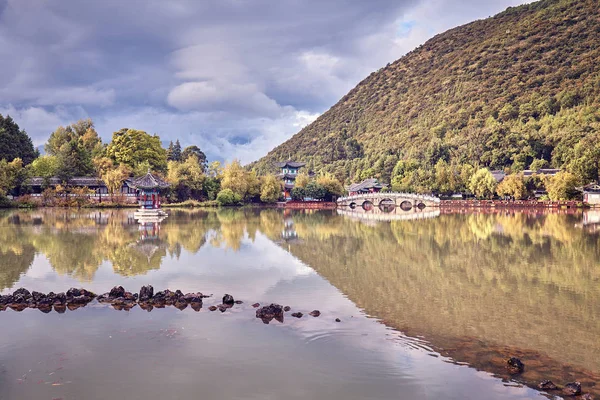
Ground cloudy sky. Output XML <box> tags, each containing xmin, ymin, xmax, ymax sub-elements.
<box><xmin>0</xmin><ymin>0</ymin><xmax>529</xmax><ymax>163</ymax></box>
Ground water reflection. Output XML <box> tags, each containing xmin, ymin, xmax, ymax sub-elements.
<box><xmin>1</xmin><ymin>208</ymin><xmax>599</xmax><ymax>396</ymax></box>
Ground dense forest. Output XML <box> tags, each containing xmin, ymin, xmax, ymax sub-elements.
<box><xmin>252</xmin><ymin>0</ymin><xmax>600</xmax><ymax>193</ymax></box>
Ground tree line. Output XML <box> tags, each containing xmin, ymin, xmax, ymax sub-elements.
<box><xmin>0</xmin><ymin>114</ymin><xmax>346</xmax><ymax>206</ymax></box>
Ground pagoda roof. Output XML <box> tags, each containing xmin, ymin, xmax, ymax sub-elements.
<box><xmin>348</xmin><ymin>178</ymin><xmax>386</xmax><ymax>192</ymax></box>
<box><xmin>277</xmin><ymin>173</ymin><xmax>299</xmax><ymax>179</ymax></box>
<box><xmin>131</xmin><ymin>171</ymin><xmax>170</xmax><ymax>189</ymax></box>
<box><xmin>274</xmin><ymin>161</ymin><xmax>305</xmax><ymax>168</ymax></box>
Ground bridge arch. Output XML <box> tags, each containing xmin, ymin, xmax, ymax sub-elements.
<box><xmin>399</xmin><ymin>201</ymin><xmax>413</xmax><ymax>211</ymax></box>
<box><xmin>378</xmin><ymin>198</ymin><xmax>395</xmax><ymax>213</ymax></box>
<box><xmin>362</xmin><ymin>201</ymin><xmax>374</xmax><ymax>211</ymax></box>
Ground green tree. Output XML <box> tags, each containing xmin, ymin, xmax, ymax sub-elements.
<box><xmin>496</xmin><ymin>174</ymin><xmax>527</xmax><ymax>199</ymax></box>
<box><xmin>304</xmin><ymin>181</ymin><xmax>327</xmax><ymax>200</ymax></box>
<box><xmin>316</xmin><ymin>174</ymin><xmax>344</xmax><ymax>200</ymax></box>
<box><xmin>181</xmin><ymin>145</ymin><xmax>207</xmax><ymax>170</ymax></box>
<box><xmin>29</xmin><ymin>155</ymin><xmax>60</xmax><ymax>181</ymax></box>
<box><xmin>166</xmin><ymin>141</ymin><xmax>174</xmax><ymax>161</ymax></box>
<box><xmin>216</xmin><ymin>188</ymin><xmax>242</xmax><ymax>206</ymax></box>
<box><xmin>105</xmin><ymin>128</ymin><xmax>167</xmax><ymax>172</ymax></box>
<box><xmin>0</xmin><ymin>115</ymin><xmax>38</xmax><ymax>165</ymax></box>
<box><xmin>291</xmin><ymin>187</ymin><xmax>306</xmax><ymax>201</ymax></box>
<box><xmin>172</xmin><ymin>140</ymin><xmax>182</xmax><ymax>162</ymax></box>
<box><xmin>56</xmin><ymin>140</ymin><xmax>94</xmax><ymax>180</ymax></box>
<box><xmin>469</xmin><ymin>168</ymin><xmax>497</xmax><ymax>199</ymax></box>
<box><xmin>529</xmin><ymin>158</ymin><xmax>549</xmax><ymax>171</ymax></box>
<box><xmin>0</xmin><ymin>158</ymin><xmax>25</xmax><ymax>196</ymax></box>
<box><xmin>546</xmin><ymin>171</ymin><xmax>580</xmax><ymax>201</ymax></box>
<box><xmin>260</xmin><ymin>174</ymin><xmax>281</xmax><ymax>203</ymax></box>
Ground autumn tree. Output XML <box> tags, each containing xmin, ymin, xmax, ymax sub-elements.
<box><xmin>29</xmin><ymin>155</ymin><xmax>60</xmax><ymax>184</ymax></box>
<box><xmin>295</xmin><ymin>173</ymin><xmax>310</xmax><ymax>189</ymax></box>
<box><xmin>316</xmin><ymin>174</ymin><xmax>344</xmax><ymax>200</ymax></box>
<box><xmin>545</xmin><ymin>171</ymin><xmax>580</xmax><ymax>200</ymax></box>
<box><xmin>221</xmin><ymin>160</ymin><xmax>249</xmax><ymax>200</ymax></box>
<box><xmin>260</xmin><ymin>174</ymin><xmax>281</xmax><ymax>203</ymax></box>
<box><xmin>496</xmin><ymin>174</ymin><xmax>527</xmax><ymax>199</ymax></box>
<box><xmin>469</xmin><ymin>168</ymin><xmax>497</xmax><ymax>199</ymax></box>
<box><xmin>102</xmin><ymin>164</ymin><xmax>133</xmax><ymax>201</ymax></box>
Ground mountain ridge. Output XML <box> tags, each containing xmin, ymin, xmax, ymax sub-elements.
<box><xmin>252</xmin><ymin>0</ymin><xmax>600</xmax><ymax>190</ymax></box>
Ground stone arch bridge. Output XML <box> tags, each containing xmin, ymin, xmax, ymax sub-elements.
<box><xmin>337</xmin><ymin>192</ymin><xmax>440</xmax><ymax>211</ymax></box>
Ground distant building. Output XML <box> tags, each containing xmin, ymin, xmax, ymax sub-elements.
<box><xmin>347</xmin><ymin>178</ymin><xmax>386</xmax><ymax>196</ymax></box>
<box><xmin>490</xmin><ymin>170</ymin><xmax>506</xmax><ymax>183</ymax></box>
<box><xmin>582</xmin><ymin>183</ymin><xmax>600</xmax><ymax>205</ymax></box>
<box><xmin>491</xmin><ymin>168</ymin><xmax>560</xmax><ymax>183</ymax></box>
<box><xmin>275</xmin><ymin>161</ymin><xmax>306</xmax><ymax>200</ymax></box>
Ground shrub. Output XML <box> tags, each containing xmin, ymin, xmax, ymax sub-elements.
<box><xmin>216</xmin><ymin>189</ymin><xmax>242</xmax><ymax>206</ymax></box>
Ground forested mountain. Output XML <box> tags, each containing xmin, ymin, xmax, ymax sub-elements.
<box><xmin>253</xmin><ymin>0</ymin><xmax>600</xmax><ymax>189</ymax></box>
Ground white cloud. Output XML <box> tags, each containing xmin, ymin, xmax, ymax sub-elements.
<box><xmin>0</xmin><ymin>0</ymin><xmax>531</xmax><ymax>162</ymax></box>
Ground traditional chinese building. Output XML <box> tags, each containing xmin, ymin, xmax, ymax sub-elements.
<box><xmin>130</xmin><ymin>171</ymin><xmax>170</xmax><ymax>216</ymax></box>
<box><xmin>347</xmin><ymin>178</ymin><xmax>386</xmax><ymax>196</ymax></box>
<box><xmin>275</xmin><ymin>161</ymin><xmax>306</xmax><ymax>200</ymax></box>
<box><xmin>582</xmin><ymin>183</ymin><xmax>600</xmax><ymax>206</ymax></box>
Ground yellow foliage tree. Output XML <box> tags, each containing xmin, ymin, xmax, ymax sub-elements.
<box><xmin>496</xmin><ymin>174</ymin><xmax>527</xmax><ymax>199</ymax></box>
<box><xmin>260</xmin><ymin>174</ymin><xmax>281</xmax><ymax>203</ymax></box>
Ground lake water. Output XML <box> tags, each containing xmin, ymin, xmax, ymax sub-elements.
<box><xmin>0</xmin><ymin>207</ymin><xmax>598</xmax><ymax>399</ymax></box>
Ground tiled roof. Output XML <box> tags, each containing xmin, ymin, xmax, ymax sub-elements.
<box><xmin>348</xmin><ymin>178</ymin><xmax>385</xmax><ymax>192</ymax></box>
<box><xmin>274</xmin><ymin>161</ymin><xmax>306</xmax><ymax>168</ymax></box>
<box><xmin>490</xmin><ymin>170</ymin><xmax>506</xmax><ymax>183</ymax></box>
<box><xmin>130</xmin><ymin>172</ymin><xmax>170</xmax><ymax>189</ymax></box>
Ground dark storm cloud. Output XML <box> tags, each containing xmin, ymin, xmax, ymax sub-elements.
<box><xmin>0</xmin><ymin>0</ymin><xmax>529</xmax><ymax>162</ymax></box>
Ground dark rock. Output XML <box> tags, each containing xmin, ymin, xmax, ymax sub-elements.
<box><xmin>309</xmin><ymin>310</ymin><xmax>321</xmax><ymax>317</ymax></box>
<box><xmin>283</xmin><ymin>306</ymin><xmax>291</xmax><ymax>312</ymax></box>
<box><xmin>123</xmin><ymin>292</ymin><xmax>136</xmax><ymax>301</ymax></box>
<box><xmin>38</xmin><ymin>305</ymin><xmax>52</xmax><ymax>314</ymax></box>
<box><xmin>139</xmin><ymin>303</ymin><xmax>154</xmax><ymax>312</ymax></box>
<box><xmin>66</xmin><ymin>288</ymin><xmax>81</xmax><ymax>298</ymax></box>
<box><xmin>183</xmin><ymin>292</ymin><xmax>203</xmax><ymax>303</ymax></box>
<box><xmin>335</xmin><ymin>318</ymin><xmax>341</xmax><ymax>322</ymax></box>
<box><xmin>190</xmin><ymin>302</ymin><xmax>202</xmax><ymax>312</ymax></box>
<box><xmin>208</xmin><ymin>306</ymin><xmax>218</xmax><ymax>311</ymax></box>
<box><xmin>0</xmin><ymin>294</ymin><xmax>10</xmax><ymax>305</ymax></box>
<box><xmin>38</xmin><ymin>296</ymin><xmax>54</xmax><ymax>307</ymax></box>
<box><xmin>538</xmin><ymin>380</ymin><xmax>558</xmax><ymax>391</ymax></box>
<box><xmin>222</xmin><ymin>294</ymin><xmax>234</xmax><ymax>305</ymax></box>
<box><xmin>54</xmin><ymin>305</ymin><xmax>66</xmax><ymax>314</ymax></box>
<box><xmin>218</xmin><ymin>305</ymin><xmax>229</xmax><ymax>313</ymax></box>
<box><xmin>175</xmin><ymin>290</ymin><xmax>185</xmax><ymax>299</ymax></box>
<box><xmin>109</xmin><ymin>286</ymin><xmax>126</xmax><ymax>298</ymax></box>
<box><xmin>54</xmin><ymin>293</ymin><xmax>66</xmax><ymax>305</ymax></box>
<box><xmin>562</xmin><ymin>382</ymin><xmax>581</xmax><ymax>396</ymax></box>
<box><xmin>139</xmin><ymin>285</ymin><xmax>154</xmax><ymax>302</ymax></box>
<box><xmin>252</xmin><ymin>303</ymin><xmax>260</xmax><ymax>308</ymax></box>
<box><xmin>31</xmin><ymin>291</ymin><xmax>45</xmax><ymax>302</ymax></box>
<box><xmin>256</xmin><ymin>304</ymin><xmax>284</xmax><ymax>324</ymax></box>
<box><xmin>174</xmin><ymin>301</ymin><xmax>188</xmax><ymax>311</ymax></box>
<box><xmin>13</xmin><ymin>288</ymin><xmax>31</xmax><ymax>298</ymax></box>
<box><xmin>8</xmin><ymin>303</ymin><xmax>27</xmax><ymax>311</ymax></box>
<box><xmin>70</xmin><ymin>295</ymin><xmax>92</xmax><ymax>305</ymax></box>
<box><xmin>12</xmin><ymin>294</ymin><xmax>27</xmax><ymax>304</ymax></box>
<box><xmin>291</xmin><ymin>312</ymin><xmax>303</xmax><ymax>318</ymax></box>
<box><xmin>506</xmin><ymin>357</ymin><xmax>524</xmax><ymax>374</ymax></box>
<box><xmin>234</xmin><ymin>300</ymin><xmax>243</xmax><ymax>304</ymax></box>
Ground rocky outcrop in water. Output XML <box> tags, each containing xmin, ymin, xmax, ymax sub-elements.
<box><xmin>563</xmin><ymin>382</ymin><xmax>582</xmax><ymax>396</ymax></box>
<box><xmin>256</xmin><ymin>303</ymin><xmax>284</xmax><ymax>324</ymax></box>
<box><xmin>0</xmin><ymin>287</ymin><xmax>96</xmax><ymax>311</ymax></box>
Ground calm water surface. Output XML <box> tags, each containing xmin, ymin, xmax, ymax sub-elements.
<box><xmin>1</xmin><ymin>207</ymin><xmax>599</xmax><ymax>399</ymax></box>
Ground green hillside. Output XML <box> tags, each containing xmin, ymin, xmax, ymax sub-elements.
<box><xmin>253</xmin><ymin>0</ymin><xmax>600</xmax><ymax>190</ymax></box>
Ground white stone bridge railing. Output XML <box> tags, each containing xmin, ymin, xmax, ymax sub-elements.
<box><xmin>337</xmin><ymin>192</ymin><xmax>441</xmax><ymax>208</ymax></box>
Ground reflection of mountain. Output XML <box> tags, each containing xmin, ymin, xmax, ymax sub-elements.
<box><xmin>281</xmin><ymin>212</ymin><xmax>600</xmax><ymax>390</ymax></box>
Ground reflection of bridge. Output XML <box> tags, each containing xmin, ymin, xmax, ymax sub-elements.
<box><xmin>337</xmin><ymin>208</ymin><xmax>440</xmax><ymax>222</ymax></box>
<box><xmin>337</xmin><ymin>192</ymin><xmax>440</xmax><ymax>211</ymax></box>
